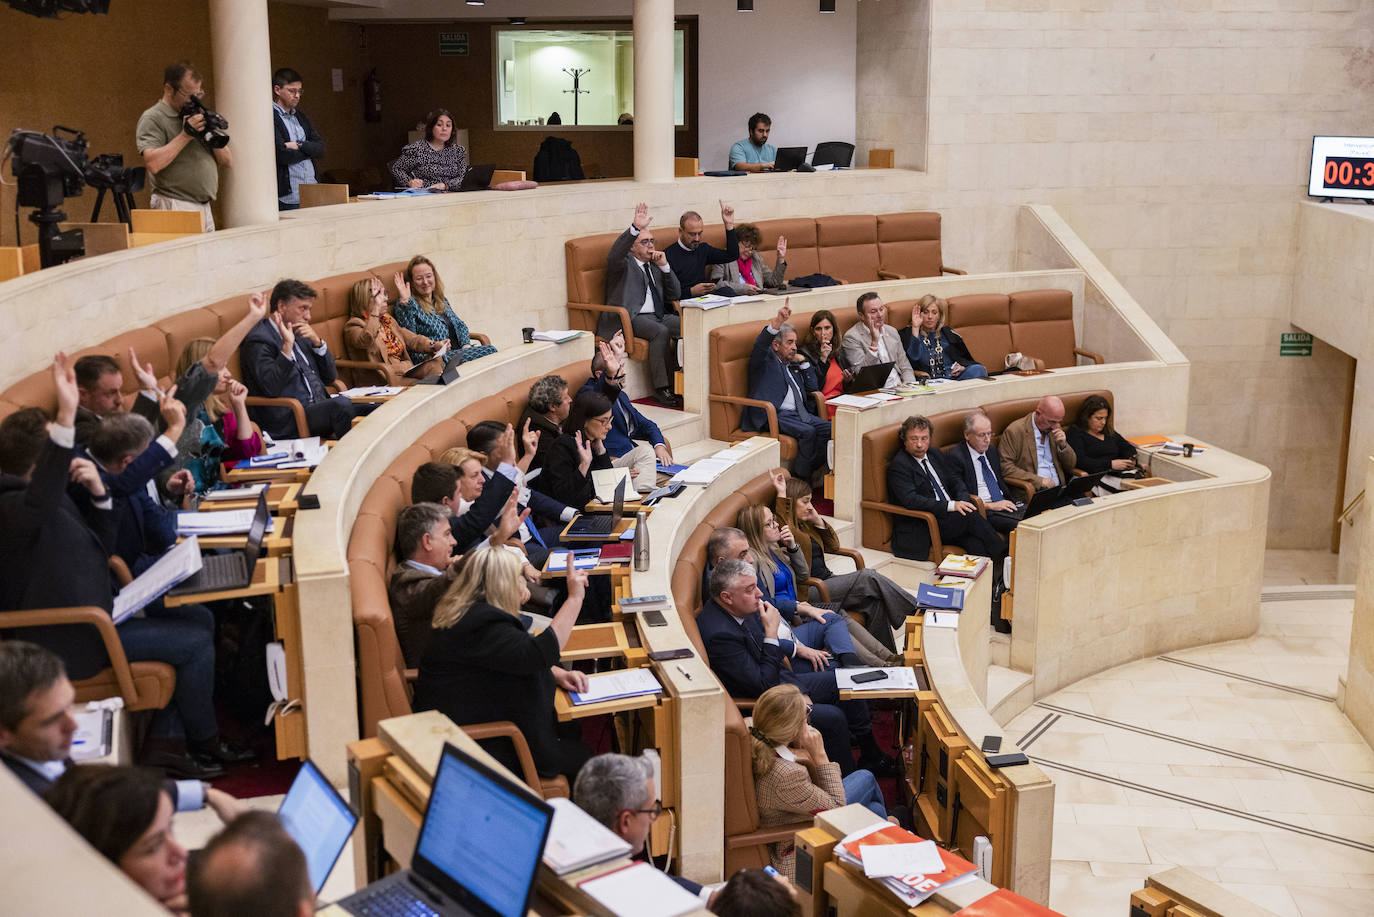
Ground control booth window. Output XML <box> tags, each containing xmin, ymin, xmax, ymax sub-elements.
<box><xmin>495</xmin><ymin>27</ymin><xmax>686</xmax><ymax>128</ymax></box>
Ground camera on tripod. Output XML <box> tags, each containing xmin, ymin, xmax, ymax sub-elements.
<box><xmin>180</xmin><ymin>95</ymin><xmax>230</xmax><ymax>149</ymax></box>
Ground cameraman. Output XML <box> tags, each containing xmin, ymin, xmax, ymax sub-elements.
<box><xmin>136</xmin><ymin>61</ymin><xmax>232</xmax><ymax>232</ymax></box>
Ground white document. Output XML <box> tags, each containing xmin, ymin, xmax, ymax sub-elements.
<box><xmin>867</xmin><ymin>391</ymin><xmax>904</xmax><ymax>402</ymax></box>
<box><xmin>177</xmin><ymin>509</ymin><xmax>267</xmax><ymax>535</ymax></box>
<box><xmin>201</xmin><ymin>483</ymin><xmax>269</xmax><ymax>502</ymax></box>
<box><xmin>570</xmin><ymin>668</ymin><xmax>663</xmax><ymax>705</ymax></box>
<box><xmin>69</xmin><ymin>708</ymin><xmax>112</xmax><ymax>761</ymax></box>
<box><xmin>273</xmin><ymin>436</ymin><xmax>328</xmax><ymax>464</ymax></box>
<box><xmin>671</xmin><ymin>458</ymin><xmax>734</xmax><ymax>485</ymax></box>
<box><xmin>835</xmin><ymin>667</ymin><xmax>920</xmax><ymax>691</ymax></box>
<box><xmin>340</xmin><ymin>385</ymin><xmax>403</xmax><ymax>398</ymax></box>
<box><xmin>827</xmin><ymin>394</ymin><xmax>881</xmax><ymax>409</ymax></box>
<box><xmin>727</xmin><ymin>295</ymin><xmax>765</xmax><ymax>303</ymax></box>
<box><xmin>533</xmin><ymin>329</ymin><xmax>584</xmax><ymax>343</ymax></box>
<box><xmin>578</xmin><ymin>862</ymin><xmax>703</xmax><ymax>917</ymax></box>
<box><xmin>923</xmin><ymin>610</ymin><xmax>960</xmax><ymax>629</ymax></box>
<box><xmin>679</xmin><ymin>294</ymin><xmax>732</xmax><ymax>309</ymax></box>
<box><xmin>862</xmin><ymin>840</ymin><xmax>946</xmax><ymax>878</ymax></box>
<box><xmin>544</xmin><ymin>797</ymin><xmax>634</xmax><ymax>875</ymax></box>
<box><xmin>592</xmin><ymin>467</ymin><xmax>635</xmax><ymax>502</ymax></box>
<box><xmin>712</xmin><ymin>445</ymin><xmax>753</xmax><ymax>460</ymax></box>
<box><xmin>112</xmin><ymin>536</ymin><xmax>203</xmax><ymax>624</ymax></box>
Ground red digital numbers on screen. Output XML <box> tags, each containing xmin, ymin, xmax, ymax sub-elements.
<box><xmin>1323</xmin><ymin>156</ymin><xmax>1374</xmax><ymax>190</ymax></box>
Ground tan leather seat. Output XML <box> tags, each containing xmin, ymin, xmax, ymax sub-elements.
<box><xmin>708</xmin><ymin>323</ymin><xmax>799</xmax><ymax>460</ymax></box>
<box><xmin>755</xmin><ymin>218</ymin><xmax>821</xmax><ymax>280</ymax></box>
<box><xmin>816</xmin><ymin>215</ymin><xmax>881</xmax><ymax>284</ymax></box>
<box><xmin>1008</xmin><ymin>289</ymin><xmax>1103</xmax><ymax>368</ymax></box>
<box><xmin>946</xmin><ymin>293</ymin><xmax>1013</xmax><ymax>371</ymax></box>
<box><xmin>876</xmin><ymin>211</ymin><xmax>963</xmax><ymax>278</ymax></box>
<box><xmin>859</xmin><ymin>410</ymin><xmax>977</xmax><ymax>557</ymax></box>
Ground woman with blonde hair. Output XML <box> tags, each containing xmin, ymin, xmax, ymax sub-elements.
<box><xmin>169</xmin><ymin>336</ymin><xmax>264</xmax><ymax>494</ymax></box>
<box><xmin>412</xmin><ymin>547</ymin><xmax>592</xmax><ymax>779</ymax></box>
<box><xmin>749</xmin><ymin>685</ymin><xmax>887</xmax><ymax>879</ymax></box>
<box><xmin>343</xmin><ymin>275</ymin><xmax>448</xmax><ymax>384</ymax></box>
<box><xmin>899</xmin><ymin>294</ymin><xmax>986</xmax><ymax>381</ymax></box>
<box><xmin>736</xmin><ymin>504</ymin><xmax>891</xmax><ymax>668</ymax></box>
<box><xmin>391</xmin><ymin>255</ymin><xmax>497</xmax><ymax>367</ymax></box>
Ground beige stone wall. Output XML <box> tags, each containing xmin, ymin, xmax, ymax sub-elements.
<box><xmin>857</xmin><ymin>0</ymin><xmax>1373</xmax><ymax>551</ymax></box>
<box><xmin>1344</xmin><ymin>458</ymin><xmax>1374</xmax><ymax>748</ymax></box>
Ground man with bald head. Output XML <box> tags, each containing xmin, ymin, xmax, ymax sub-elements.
<box><xmin>665</xmin><ymin>199</ymin><xmax>739</xmax><ymax>298</ymax></box>
<box><xmin>745</xmin><ymin>301</ymin><xmax>830</xmax><ymax>481</ymax></box>
<box><xmin>188</xmin><ymin>811</ymin><xmax>314</xmax><ymax>917</ymax></box>
<box><xmin>997</xmin><ymin>395</ymin><xmax>1077</xmax><ymax>492</ymax></box>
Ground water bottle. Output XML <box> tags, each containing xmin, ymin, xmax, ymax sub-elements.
<box><xmin>633</xmin><ymin>511</ymin><xmax>650</xmax><ymax>571</ymax></box>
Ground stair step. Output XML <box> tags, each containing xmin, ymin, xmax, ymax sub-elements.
<box><xmin>986</xmin><ymin>663</ymin><xmax>1033</xmax><ymax>726</ymax></box>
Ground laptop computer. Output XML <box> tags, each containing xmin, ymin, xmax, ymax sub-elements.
<box><xmin>1020</xmin><ymin>470</ymin><xmax>1110</xmax><ymax>520</ymax></box>
<box><xmin>457</xmin><ymin>163</ymin><xmax>497</xmax><ymax>192</ymax></box>
<box><xmin>336</xmin><ymin>742</ymin><xmax>553</xmax><ymax>917</ymax></box>
<box><xmin>843</xmin><ymin>360</ymin><xmax>896</xmax><ymax>394</ymax></box>
<box><xmin>772</xmin><ymin>146</ymin><xmax>808</xmax><ymax>172</ymax></box>
<box><xmin>277</xmin><ymin>759</ymin><xmax>358</xmax><ymax>895</ymax></box>
<box><xmin>166</xmin><ymin>492</ymin><xmax>269</xmax><ymax>596</ymax></box>
<box><xmin>563</xmin><ymin>476</ymin><xmax>627</xmax><ymax>539</ymax></box>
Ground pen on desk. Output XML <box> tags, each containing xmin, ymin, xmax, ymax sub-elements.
<box><xmin>676</xmin><ymin>664</ymin><xmax>692</xmax><ymax>681</ymax></box>
<box><xmin>930</xmin><ymin>612</ymin><xmax>938</xmax><ymax>625</ymax></box>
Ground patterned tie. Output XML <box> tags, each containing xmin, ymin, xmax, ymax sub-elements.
<box><xmin>923</xmin><ymin>458</ymin><xmax>948</xmax><ymax>501</ymax></box>
<box><xmin>292</xmin><ymin>341</ymin><xmax>324</xmax><ymax>404</ymax></box>
<box><xmin>979</xmin><ymin>453</ymin><xmax>1004</xmax><ymax>502</ymax></box>
<box><xmin>643</xmin><ymin>262</ymin><xmax>663</xmax><ymax>317</ymax></box>
<box><xmin>782</xmin><ymin>361</ymin><xmax>805</xmax><ymax>412</ymax></box>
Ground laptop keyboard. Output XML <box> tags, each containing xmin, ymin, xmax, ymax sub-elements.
<box><xmin>572</xmin><ymin>514</ymin><xmax>614</xmax><ymax>535</ymax></box>
<box><xmin>345</xmin><ymin>885</ymin><xmax>441</xmax><ymax>917</ymax></box>
<box><xmin>189</xmin><ymin>552</ymin><xmax>249</xmax><ymax>591</ymax></box>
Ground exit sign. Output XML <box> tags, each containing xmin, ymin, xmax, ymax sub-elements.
<box><xmin>1279</xmin><ymin>332</ymin><xmax>1312</xmax><ymax>356</ymax></box>
<box><xmin>439</xmin><ymin>31</ymin><xmax>469</xmax><ymax>56</ymax></box>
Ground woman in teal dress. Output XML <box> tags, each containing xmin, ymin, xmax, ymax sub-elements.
<box><xmin>391</xmin><ymin>255</ymin><xmax>498</xmax><ymax>367</ymax></box>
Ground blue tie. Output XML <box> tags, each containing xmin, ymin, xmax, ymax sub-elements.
<box><xmin>980</xmin><ymin>454</ymin><xmax>1004</xmax><ymax>502</ymax></box>
<box><xmin>525</xmin><ymin>518</ymin><xmax>545</xmax><ymax>548</ymax></box>
<box><xmin>923</xmin><ymin>459</ymin><xmax>948</xmax><ymax>501</ymax></box>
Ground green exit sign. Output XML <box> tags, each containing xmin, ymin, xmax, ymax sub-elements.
<box><xmin>439</xmin><ymin>31</ymin><xmax>468</xmax><ymax>56</ymax></box>
<box><xmin>1279</xmin><ymin>332</ymin><xmax>1312</xmax><ymax>356</ymax></box>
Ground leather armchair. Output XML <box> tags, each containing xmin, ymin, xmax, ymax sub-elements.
<box><xmin>461</xmin><ymin>721</ymin><xmax>570</xmax><ymax>799</ymax></box>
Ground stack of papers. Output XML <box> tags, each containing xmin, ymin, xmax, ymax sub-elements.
<box><xmin>937</xmin><ymin>554</ymin><xmax>989</xmax><ymax>579</ymax></box>
<box><xmin>834</xmin><ymin>822</ymin><xmax>979</xmax><ymax>907</ymax></box>
<box><xmin>543</xmin><ymin>797</ymin><xmax>633</xmax><ymax>875</ymax></box>
<box><xmin>254</xmin><ymin>436</ymin><xmax>328</xmax><ymax>469</ymax></box>
<box><xmin>577</xmin><ymin>862</ymin><xmax>702</xmax><ymax>917</ymax></box>
<box><xmin>340</xmin><ymin>385</ymin><xmax>403</xmax><ymax>398</ymax></box>
<box><xmin>112</xmin><ymin>536</ymin><xmax>203</xmax><ymax>624</ymax></box>
<box><xmin>835</xmin><ymin>667</ymin><xmax>921</xmax><ymax>691</ymax></box>
<box><xmin>547</xmin><ymin>549</ymin><xmax>602</xmax><ymax>571</ymax></box>
<box><xmin>201</xmin><ymin>483</ymin><xmax>269</xmax><ymax>502</ymax></box>
<box><xmin>827</xmin><ymin>394</ymin><xmax>882</xmax><ymax>410</ymax></box>
<box><xmin>679</xmin><ymin>294</ymin><xmax>732</xmax><ymax>309</ymax></box>
<box><xmin>176</xmin><ymin>510</ymin><xmax>274</xmax><ymax>536</ymax></box>
<box><xmin>570</xmin><ymin>668</ymin><xmax>663</xmax><ymax>705</ymax></box>
<box><xmin>668</xmin><ymin>443</ymin><xmax>758</xmax><ymax>486</ymax></box>
<box><xmin>1157</xmin><ymin>441</ymin><xmax>1206</xmax><ymax>455</ymax></box>
<box><xmin>592</xmin><ymin>467</ymin><xmax>635</xmax><ymax>502</ymax></box>
<box><xmin>533</xmin><ymin>329</ymin><xmax>584</xmax><ymax>343</ymax></box>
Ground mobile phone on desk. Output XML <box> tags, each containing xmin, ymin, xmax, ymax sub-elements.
<box><xmin>980</xmin><ymin>734</ymin><xmax>1002</xmax><ymax>755</ymax></box>
<box><xmin>648</xmin><ymin>648</ymin><xmax>693</xmax><ymax>661</ymax></box>
<box><xmin>641</xmin><ymin>609</ymin><xmax>668</xmax><ymax>627</ymax></box>
<box><xmin>851</xmin><ymin>670</ymin><xmax>888</xmax><ymax>684</ymax></box>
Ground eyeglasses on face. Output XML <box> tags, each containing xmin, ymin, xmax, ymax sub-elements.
<box><xmin>624</xmin><ymin>799</ymin><xmax>662</xmax><ymax>820</ymax></box>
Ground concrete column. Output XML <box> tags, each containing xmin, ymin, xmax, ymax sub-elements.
<box><xmin>209</xmin><ymin>0</ymin><xmax>278</xmax><ymax>228</ymax></box>
<box><xmin>632</xmin><ymin>0</ymin><xmax>674</xmax><ymax>184</ymax></box>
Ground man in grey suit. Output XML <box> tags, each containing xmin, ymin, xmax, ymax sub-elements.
<box><xmin>598</xmin><ymin>202</ymin><xmax>683</xmax><ymax>408</ymax></box>
<box><xmin>841</xmin><ymin>292</ymin><xmax>918</xmax><ymax>389</ymax></box>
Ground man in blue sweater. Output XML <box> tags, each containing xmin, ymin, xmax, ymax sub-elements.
<box><xmin>664</xmin><ymin>199</ymin><xmax>740</xmax><ymax>299</ymax></box>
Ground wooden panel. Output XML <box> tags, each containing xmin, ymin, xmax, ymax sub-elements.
<box><xmin>273</xmin><ymin>584</ymin><xmax>308</xmax><ymax>760</ymax></box>
<box><xmin>868</xmin><ymin>148</ymin><xmax>895</xmax><ymax>169</ymax></box>
<box><xmin>674</xmin><ymin>157</ymin><xmax>699</xmax><ymax>177</ymax></box>
<box><xmin>65</xmin><ymin>222</ymin><xmax>130</xmax><ymax>256</ymax></box>
<box><xmin>130</xmin><ymin>208</ymin><xmax>203</xmax><ymax>234</ymax></box>
<box><xmin>20</xmin><ymin>243</ymin><xmax>40</xmax><ymax>273</ymax></box>
<box><xmin>0</xmin><ymin>247</ymin><xmax>26</xmax><ymax>282</ymax></box>
<box><xmin>491</xmin><ymin>169</ymin><xmax>526</xmax><ymax>183</ymax></box>
<box><xmin>299</xmin><ymin>183</ymin><xmax>350</xmax><ymax>208</ymax></box>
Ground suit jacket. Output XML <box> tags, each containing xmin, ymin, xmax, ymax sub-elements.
<box><xmin>943</xmin><ymin>442</ymin><xmax>1012</xmax><ymax>503</ymax></box>
<box><xmin>708</xmin><ymin>251</ymin><xmax>786</xmax><ymax>290</ymax></box>
<box><xmin>1</xmin><ymin>751</ymin><xmax>70</xmax><ymax>796</ymax></box>
<box><xmin>0</xmin><ymin>435</ymin><xmax>118</xmax><ymax>679</ymax></box>
<box><xmin>754</xmin><ymin>754</ymin><xmax>845</xmax><ymax>880</ymax></box>
<box><xmin>412</xmin><ymin>602</ymin><xmax>581</xmax><ymax>779</ymax></box>
<box><xmin>532</xmin><ymin>434</ymin><xmax>612</xmax><ymax>510</ymax></box>
<box><xmin>841</xmin><ymin>323</ymin><xmax>917</xmax><ymax>385</ymax></box>
<box><xmin>343</xmin><ymin>315</ymin><xmax>438</xmax><ymax>386</ymax></box>
<box><xmin>517</xmin><ymin>408</ymin><xmax>562</xmax><ymax>473</ymax></box>
<box><xmin>694</xmin><ymin>598</ymin><xmax>786</xmax><ymax>700</ymax></box>
<box><xmin>273</xmin><ymin>107</ymin><xmax>324</xmax><ymax>198</ymax></box>
<box><xmin>598</xmin><ymin>226</ymin><xmax>682</xmax><ymax>339</ymax></box>
<box><xmin>448</xmin><ymin>472</ymin><xmax>516</xmax><ymax>555</ymax></box>
<box><xmin>998</xmin><ymin>412</ymin><xmax>1076</xmax><ymax>490</ymax></box>
<box><xmin>240</xmin><ymin>317</ymin><xmax>339</xmax><ymax>438</ymax></box>
<box><xmin>387</xmin><ymin>562</ymin><xmax>461</xmax><ymax>668</ymax></box>
<box><xmin>885</xmin><ymin>447</ymin><xmax>971</xmax><ymax>562</ymax></box>
<box><xmin>481</xmin><ymin>466</ymin><xmax>569</xmax><ymax>532</ymax></box>
<box><xmin>578</xmin><ymin>375</ymin><xmax>665</xmax><ymax>455</ymax></box>
<box><xmin>745</xmin><ymin>326</ymin><xmax>822</xmax><ymax>431</ymax></box>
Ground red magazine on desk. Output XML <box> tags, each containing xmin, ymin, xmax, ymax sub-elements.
<box><xmin>599</xmin><ymin>543</ymin><xmax>632</xmax><ymax>563</ymax></box>
<box><xmin>835</xmin><ymin>823</ymin><xmax>979</xmax><ymax>906</ymax></box>
<box><xmin>954</xmin><ymin>888</ymin><xmax>1066</xmax><ymax>915</ymax></box>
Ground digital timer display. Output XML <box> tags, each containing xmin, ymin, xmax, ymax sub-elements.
<box><xmin>1310</xmin><ymin>137</ymin><xmax>1374</xmax><ymax>201</ymax></box>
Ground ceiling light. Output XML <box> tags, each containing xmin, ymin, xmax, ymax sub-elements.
<box><xmin>820</xmin><ymin>0</ymin><xmax>836</xmax><ymax>11</ymax></box>
<box><xmin>509</xmin><ymin>16</ymin><xmax>526</xmax><ymax>24</ymax></box>
<box><xmin>466</xmin><ymin>0</ymin><xmax>484</xmax><ymax>6</ymax></box>
<box><xmin>738</xmin><ymin>0</ymin><xmax>754</xmax><ymax>10</ymax></box>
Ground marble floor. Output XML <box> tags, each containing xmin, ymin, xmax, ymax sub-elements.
<box><xmin>1005</xmin><ymin>576</ymin><xmax>1371</xmax><ymax>916</ymax></box>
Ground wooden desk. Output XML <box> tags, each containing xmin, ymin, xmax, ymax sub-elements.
<box><xmin>190</xmin><ymin>514</ymin><xmax>294</xmax><ymax>556</ymax></box>
<box><xmin>199</xmin><ymin>482</ymin><xmax>302</xmax><ymax>513</ymax></box>
<box><xmin>129</xmin><ymin>231</ymin><xmax>195</xmax><ymax>247</ymax></box>
<box><xmin>162</xmin><ymin>554</ymin><xmax>292</xmax><ymax>605</ymax></box>
<box><xmin>553</xmin><ymin>686</ymin><xmax>663</xmax><ymax>722</ymax></box>
<box><xmin>223</xmin><ymin>463</ymin><xmax>313</xmax><ymax>484</ymax></box>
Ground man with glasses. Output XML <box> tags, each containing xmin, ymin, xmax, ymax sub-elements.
<box><xmin>946</xmin><ymin>410</ymin><xmax>1023</xmax><ymax>535</ymax></box>
<box><xmin>600</xmin><ymin>202</ymin><xmax>682</xmax><ymax>408</ymax></box>
<box><xmin>136</xmin><ymin>61</ymin><xmax>232</xmax><ymax>232</ymax></box>
<box><xmin>580</xmin><ymin>341</ymin><xmax>672</xmax><ymax>493</ymax></box>
<box><xmin>271</xmin><ymin>67</ymin><xmax>325</xmax><ymax>211</ymax></box>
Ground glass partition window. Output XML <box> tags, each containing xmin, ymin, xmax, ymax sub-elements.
<box><xmin>495</xmin><ymin>28</ymin><xmax>685</xmax><ymax>127</ymax></box>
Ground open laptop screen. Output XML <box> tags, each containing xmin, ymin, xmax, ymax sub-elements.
<box><xmin>277</xmin><ymin>759</ymin><xmax>358</xmax><ymax>894</ymax></box>
<box><xmin>414</xmin><ymin>743</ymin><xmax>554</xmax><ymax>917</ymax></box>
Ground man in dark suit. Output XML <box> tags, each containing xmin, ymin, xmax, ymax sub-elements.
<box><xmin>599</xmin><ymin>202</ymin><xmax>682</xmax><ymax>407</ymax></box>
<box><xmin>886</xmin><ymin>414</ymin><xmax>1005</xmax><ymax>566</ymax></box>
<box><xmin>272</xmin><ymin>67</ymin><xmax>325</xmax><ymax>211</ymax></box>
<box><xmin>664</xmin><ymin>200</ymin><xmax>739</xmax><ymax>298</ymax></box>
<box><xmin>580</xmin><ymin>342</ymin><xmax>673</xmax><ymax>492</ymax></box>
<box><xmin>0</xmin><ymin>641</ymin><xmax>79</xmax><ymax>796</ymax></box>
<box><xmin>83</xmin><ymin>412</ymin><xmax>183</xmax><ymax>575</ymax></box>
<box><xmin>944</xmin><ymin>410</ymin><xmax>1023</xmax><ymax>535</ymax></box>
<box><xmin>240</xmin><ymin>279</ymin><xmax>355</xmax><ymax>439</ymax></box>
<box><xmin>746</xmin><ymin>302</ymin><xmax>830</xmax><ymax>480</ymax></box>
<box><xmin>466</xmin><ymin>420</ymin><xmax>575</xmax><ymax>557</ymax></box>
<box><xmin>517</xmin><ymin>374</ymin><xmax>571</xmax><ymax>473</ymax></box>
<box><xmin>410</xmin><ymin>459</ymin><xmax>519</xmax><ymax>556</ymax></box>
<box><xmin>695</xmin><ymin>558</ymin><xmax>897</xmax><ymax>777</ymax></box>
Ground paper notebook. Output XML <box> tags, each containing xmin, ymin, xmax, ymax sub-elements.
<box><xmin>570</xmin><ymin>668</ymin><xmax>663</xmax><ymax>705</ymax></box>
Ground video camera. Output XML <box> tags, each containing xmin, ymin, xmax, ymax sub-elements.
<box><xmin>180</xmin><ymin>95</ymin><xmax>230</xmax><ymax>149</ymax></box>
